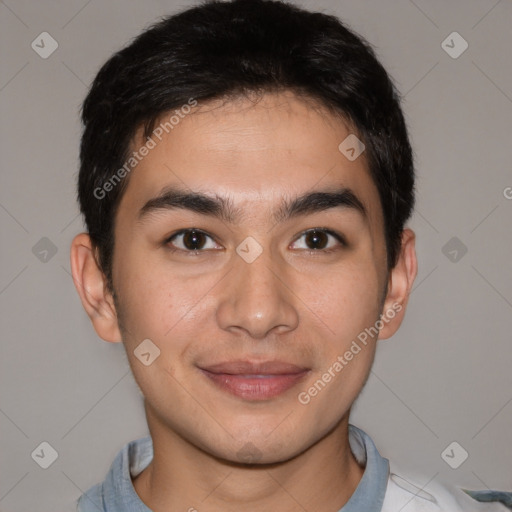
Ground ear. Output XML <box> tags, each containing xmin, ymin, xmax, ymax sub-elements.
<box><xmin>70</xmin><ymin>232</ymin><xmax>122</xmax><ymax>342</ymax></box>
<box><xmin>378</xmin><ymin>228</ymin><xmax>418</xmax><ymax>340</ymax></box>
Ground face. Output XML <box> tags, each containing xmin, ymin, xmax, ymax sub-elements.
<box><xmin>95</xmin><ymin>91</ymin><xmax>401</xmax><ymax>463</ymax></box>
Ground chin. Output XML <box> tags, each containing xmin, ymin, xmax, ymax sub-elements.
<box><xmin>239</xmin><ymin>431</ymin><xmax>308</xmax><ymax>464</ymax></box>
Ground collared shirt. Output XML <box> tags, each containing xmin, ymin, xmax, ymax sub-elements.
<box><xmin>76</xmin><ymin>424</ymin><xmax>508</xmax><ymax>511</ymax></box>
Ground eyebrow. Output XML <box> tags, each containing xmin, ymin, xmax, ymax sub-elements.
<box><xmin>137</xmin><ymin>186</ymin><xmax>368</xmax><ymax>225</ymax></box>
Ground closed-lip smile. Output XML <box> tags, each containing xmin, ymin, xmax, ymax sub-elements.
<box><xmin>198</xmin><ymin>360</ymin><xmax>311</xmax><ymax>400</ymax></box>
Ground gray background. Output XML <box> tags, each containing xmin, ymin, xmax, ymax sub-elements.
<box><xmin>1</xmin><ymin>0</ymin><xmax>511</xmax><ymax>510</ymax></box>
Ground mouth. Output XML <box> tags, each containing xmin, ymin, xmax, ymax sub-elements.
<box><xmin>198</xmin><ymin>360</ymin><xmax>310</xmax><ymax>401</ymax></box>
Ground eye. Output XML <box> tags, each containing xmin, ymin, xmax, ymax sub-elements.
<box><xmin>165</xmin><ymin>229</ymin><xmax>221</xmax><ymax>253</ymax></box>
<box><xmin>290</xmin><ymin>228</ymin><xmax>346</xmax><ymax>253</ymax></box>
<box><xmin>164</xmin><ymin>227</ymin><xmax>345</xmax><ymax>255</ymax></box>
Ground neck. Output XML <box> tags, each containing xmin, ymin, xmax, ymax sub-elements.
<box><xmin>133</xmin><ymin>406</ymin><xmax>364</xmax><ymax>512</ymax></box>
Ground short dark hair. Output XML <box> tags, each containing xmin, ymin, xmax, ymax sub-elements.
<box><xmin>78</xmin><ymin>0</ymin><xmax>415</xmax><ymax>292</ymax></box>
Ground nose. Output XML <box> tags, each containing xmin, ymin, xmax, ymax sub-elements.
<box><xmin>215</xmin><ymin>247</ymin><xmax>299</xmax><ymax>339</ymax></box>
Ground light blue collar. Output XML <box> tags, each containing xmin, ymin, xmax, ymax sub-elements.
<box><xmin>77</xmin><ymin>423</ymin><xmax>390</xmax><ymax>511</ymax></box>
<box><xmin>340</xmin><ymin>424</ymin><xmax>390</xmax><ymax>511</ymax></box>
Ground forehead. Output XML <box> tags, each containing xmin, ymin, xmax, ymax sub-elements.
<box><xmin>117</xmin><ymin>91</ymin><xmax>383</xmax><ymax>228</ymax></box>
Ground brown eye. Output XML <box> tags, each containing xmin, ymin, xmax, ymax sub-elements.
<box><xmin>182</xmin><ymin>230</ymin><xmax>207</xmax><ymax>250</ymax></box>
<box><xmin>290</xmin><ymin>228</ymin><xmax>345</xmax><ymax>252</ymax></box>
<box><xmin>166</xmin><ymin>229</ymin><xmax>219</xmax><ymax>252</ymax></box>
<box><xmin>304</xmin><ymin>230</ymin><xmax>329</xmax><ymax>250</ymax></box>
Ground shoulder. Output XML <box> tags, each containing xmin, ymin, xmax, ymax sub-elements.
<box><xmin>382</xmin><ymin>470</ymin><xmax>509</xmax><ymax>511</ymax></box>
<box><xmin>76</xmin><ymin>482</ymin><xmax>104</xmax><ymax>512</ymax></box>
<box><xmin>75</xmin><ymin>435</ymin><xmax>153</xmax><ymax>512</ymax></box>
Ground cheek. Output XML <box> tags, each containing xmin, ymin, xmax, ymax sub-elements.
<box><xmin>296</xmin><ymin>271</ymin><xmax>380</xmax><ymax>418</ymax></box>
<box><xmin>113</xmin><ymin>250</ymin><xmax>178</xmax><ymax>343</ymax></box>
<box><xmin>114</xmin><ymin>251</ymin><xmax>218</xmax><ymax>355</ymax></box>
<box><xmin>306</xmin><ymin>261</ymin><xmax>382</xmax><ymax>347</ymax></box>
<box><xmin>294</xmin><ymin>262</ymin><xmax>381</xmax><ymax>403</ymax></box>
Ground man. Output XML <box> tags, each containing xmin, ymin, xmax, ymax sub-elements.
<box><xmin>71</xmin><ymin>0</ymin><xmax>509</xmax><ymax>510</ymax></box>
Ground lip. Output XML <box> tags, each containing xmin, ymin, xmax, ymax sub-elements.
<box><xmin>198</xmin><ymin>360</ymin><xmax>310</xmax><ymax>401</ymax></box>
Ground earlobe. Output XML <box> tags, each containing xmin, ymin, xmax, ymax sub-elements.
<box><xmin>70</xmin><ymin>233</ymin><xmax>123</xmax><ymax>342</ymax></box>
<box><xmin>378</xmin><ymin>228</ymin><xmax>418</xmax><ymax>340</ymax></box>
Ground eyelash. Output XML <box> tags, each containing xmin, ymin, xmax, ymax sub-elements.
<box><xmin>163</xmin><ymin>228</ymin><xmax>347</xmax><ymax>256</ymax></box>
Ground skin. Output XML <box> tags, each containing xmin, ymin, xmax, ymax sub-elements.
<box><xmin>71</xmin><ymin>90</ymin><xmax>417</xmax><ymax>511</ymax></box>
